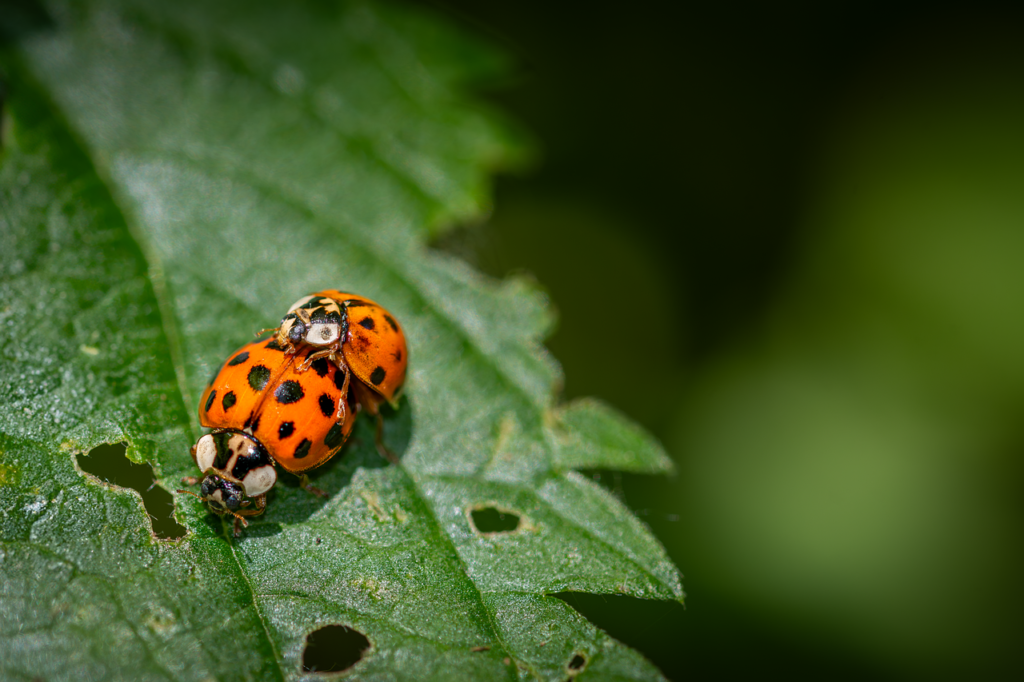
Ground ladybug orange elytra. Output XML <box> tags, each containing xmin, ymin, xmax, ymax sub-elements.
<box><xmin>180</xmin><ymin>291</ymin><xmax>408</xmax><ymax>534</ymax></box>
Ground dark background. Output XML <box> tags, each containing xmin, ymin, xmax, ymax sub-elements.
<box><xmin>422</xmin><ymin>1</ymin><xmax>1024</xmax><ymax>679</ymax></box>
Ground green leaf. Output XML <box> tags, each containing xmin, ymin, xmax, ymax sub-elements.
<box><xmin>0</xmin><ymin>1</ymin><xmax>682</xmax><ymax>679</ymax></box>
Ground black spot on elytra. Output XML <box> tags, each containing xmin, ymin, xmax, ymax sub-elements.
<box><xmin>325</xmin><ymin>422</ymin><xmax>346</xmax><ymax>448</ymax></box>
<box><xmin>383</xmin><ymin>314</ymin><xmax>398</xmax><ymax>332</ymax></box>
<box><xmin>334</xmin><ymin>369</ymin><xmax>347</xmax><ymax>391</ymax></box>
<box><xmin>370</xmin><ymin>366</ymin><xmax>386</xmax><ymax>385</ymax></box>
<box><xmin>244</xmin><ymin>411</ymin><xmax>255</xmax><ymax>429</ymax></box>
<box><xmin>302</xmin><ymin>625</ymin><xmax>370</xmax><ymax>673</ymax></box>
<box><xmin>392</xmin><ymin>349</ymin><xmax>402</xmax><ymax>362</ymax></box>
<box><xmin>227</xmin><ymin>351</ymin><xmax>250</xmax><ymax>366</ymax></box>
<box><xmin>251</xmin><ymin>415</ymin><xmax>261</xmax><ymax>433</ymax></box>
<box><xmin>318</xmin><ymin>394</ymin><xmax>334</xmax><ymax>418</ymax></box>
<box><xmin>221</xmin><ymin>391</ymin><xmax>236</xmax><ymax>410</ymax></box>
<box><xmin>204</xmin><ymin>390</ymin><xmax>217</xmax><ymax>412</ymax></box>
<box><xmin>344</xmin><ymin>299</ymin><xmax>371</xmax><ymax>307</ymax></box>
<box><xmin>294</xmin><ymin>439</ymin><xmax>311</xmax><ymax>459</ymax></box>
<box><xmin>248</xmin><ymin>365</ymin><xmax>271</xmax><ymax>391</ymax></box>
<box><xmin>358</xmin><ymin>316</ymin><xmax>375</xmax><ymax>331</ymax></box>
<box><xmin>265</xmin><ymin>339</ymin><xmax>285</xmax><ymax>351</ymax></box>
<box><xmin>275</xmin><ymin>380</ymin><xmax>304</xmax><ymax>404</ymax></box>
<box><xmin>278</xmin><ymin>422</ymin><xmax>294</xmax><ymax>439</ymax></box>
<box><xmin>310</xmin><ymin>358</ymin><xmax>329</xmax><ymax>377</ymax></box>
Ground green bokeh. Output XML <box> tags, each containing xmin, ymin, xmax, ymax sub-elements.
<box><xmin>441</xmin><ymin>2</ymin><xmax>1024</xmax><ymax>678</ymax></box>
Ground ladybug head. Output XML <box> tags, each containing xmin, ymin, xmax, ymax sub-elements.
<box><xmin>281</xmin><ymin>313</ymin><xmax>308</xmax><ymax>345</ymax></box>
<box><xmin>198</xmin><ymin>474</ymin><xmax>246</xmax><ymax>515</ymax></box>
<box><xmin>279</xmin><ymin>297</ymin><xmax>344</xmax><ymax>348</ymax></box>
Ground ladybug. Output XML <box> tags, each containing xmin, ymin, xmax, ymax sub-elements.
<box><xmin>261</xmin><ymin>290</ymin><xmax>407</xmax><ymax>441</ymax></box>
<box><xmin>270</xmin><ymin>291</ymin><xmax>406</xmax><ymax>401</ymax></box>
<box><xmin>180</xmin><ymin>340</ymin><xmax>357</xmax><ymax>534</ymax></box>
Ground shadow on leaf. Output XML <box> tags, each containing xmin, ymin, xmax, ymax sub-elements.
<box><xmin>262</xmin><ymin>397</ymin><xmax>414</xmax><ymax>526</ymax></box>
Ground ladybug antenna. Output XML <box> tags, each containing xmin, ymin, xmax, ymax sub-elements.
<box><xmin>253</xmin><ymin>326</ymin><xmax>278</xmax><ymax>338</ymax></box>
<box><xmin>176</xmin><ymin>488</ymin><xmax>202</xmax><ymax>499</ymax></box>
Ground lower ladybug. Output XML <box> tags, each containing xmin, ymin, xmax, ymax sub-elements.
<box><xmin>179</xmin><ymin>338</ymin><xmax>358</xmax><ymax>535</ymax></box>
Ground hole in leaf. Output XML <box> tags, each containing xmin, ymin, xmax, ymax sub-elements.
<box><xmin>469</xmin><ymin>505</ymin><xmax>521</xmax><ymax>533</ymax></box>
<box><xmin>302</xmin><ymin>625</ymin><xmax>370</xmax><ymax>673</ymax></box>
<box><xmin>76</xmin><ymin>442</ymin><xmax>186</xmax><ymax>540</ymax></box>
<box><xmin>568</xmin><ymin>653</ymin><xmax>586</xmax><ymax>670</ymax></box>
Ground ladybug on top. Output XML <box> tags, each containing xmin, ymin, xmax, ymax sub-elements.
<box><xmin>270</xmin><ymin>291</ymin><xmax>406</xmax><ymax>414</ymax></box>
<box><xmin>179</xmin><ymin>290</ymin><xmax>407</xmax><ymax>534</ymax></box>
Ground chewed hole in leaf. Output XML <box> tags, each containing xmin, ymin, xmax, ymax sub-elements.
<box><xmin>568</xmin><ymin>652</ymin><xmax>587</xmax><ymax>671</ymax></box>
<box><xmin>76</xmin><ymin>442</ymin><xmax>186</xmax><ymax>540</ymax></box>
<box><xmin>469</xmin><ymin>505</ymin><xmax>521</xmax><ymax>534</ymax></box>
<box><xmin>554</xmin><ymin>591</ymin><xmax>682</xmax><ymax>675</ymax></box>
<box><xmin>302</xmin><ymin>625</ymin><xmax>371</xmax><ymax>673</ymax></box>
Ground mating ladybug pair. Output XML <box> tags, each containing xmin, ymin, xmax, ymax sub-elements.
<box><xmin>179</xmin><ymin>290</ymin><xmax>407</xmax><ymax>534</ymax></box>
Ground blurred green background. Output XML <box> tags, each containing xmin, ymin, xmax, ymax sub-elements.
<box><xmin>424</xmin><ymin>1</ymin><xmax>1024</xmax><ymax>679</ymax></box>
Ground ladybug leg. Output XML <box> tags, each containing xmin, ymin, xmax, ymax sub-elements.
<box><xmin>297</xmin><ymin>348</ymin><xmax>334</xmax><ymax>372</ymax></box>
<box><xmin>227</xmin><ymin>496</ymin><xmax>268</xmax><ymax>537</ymax></box>
<box><xmin>298</xmin><ymin>473</ymin><xmax>329</xmax><ymax>499</ymax></box>
<box><xmin>374</xmin><ymin>412</ymin><xmax>399</xmax><ymax>465</ymax></box>
<box><xmin>351</xmin><ymin>382</ymin><xmax>399</xmax><ymax>464</ymax></box>
<box><xmin>236</xmin><ymin>494</ymin><xmax>268</xmax><ymax>516</ymax></box>
<box><xmin>329</xmin><ymin>350</ymin><xmax>346</xmax><ymax>372</ymax></box>
<box><xmin>334</xmin><ymin>365</ymin><xmax>351</xmax><ymax>423</ymax></box>
<box><xmin>221</xmin><ymin>510</ymin><xmax>250</xmax><ymax>537</ymax></box>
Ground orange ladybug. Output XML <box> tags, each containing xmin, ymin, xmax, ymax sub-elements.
<box><xmin>180</xmin><ymin>339</ymin><xmax>357</xmax><ymax>533</ymax></box>
<box><xmin>266</xmin><ymin>290</ymin><xmax>407</xmax><ymax>441</ymax></box>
